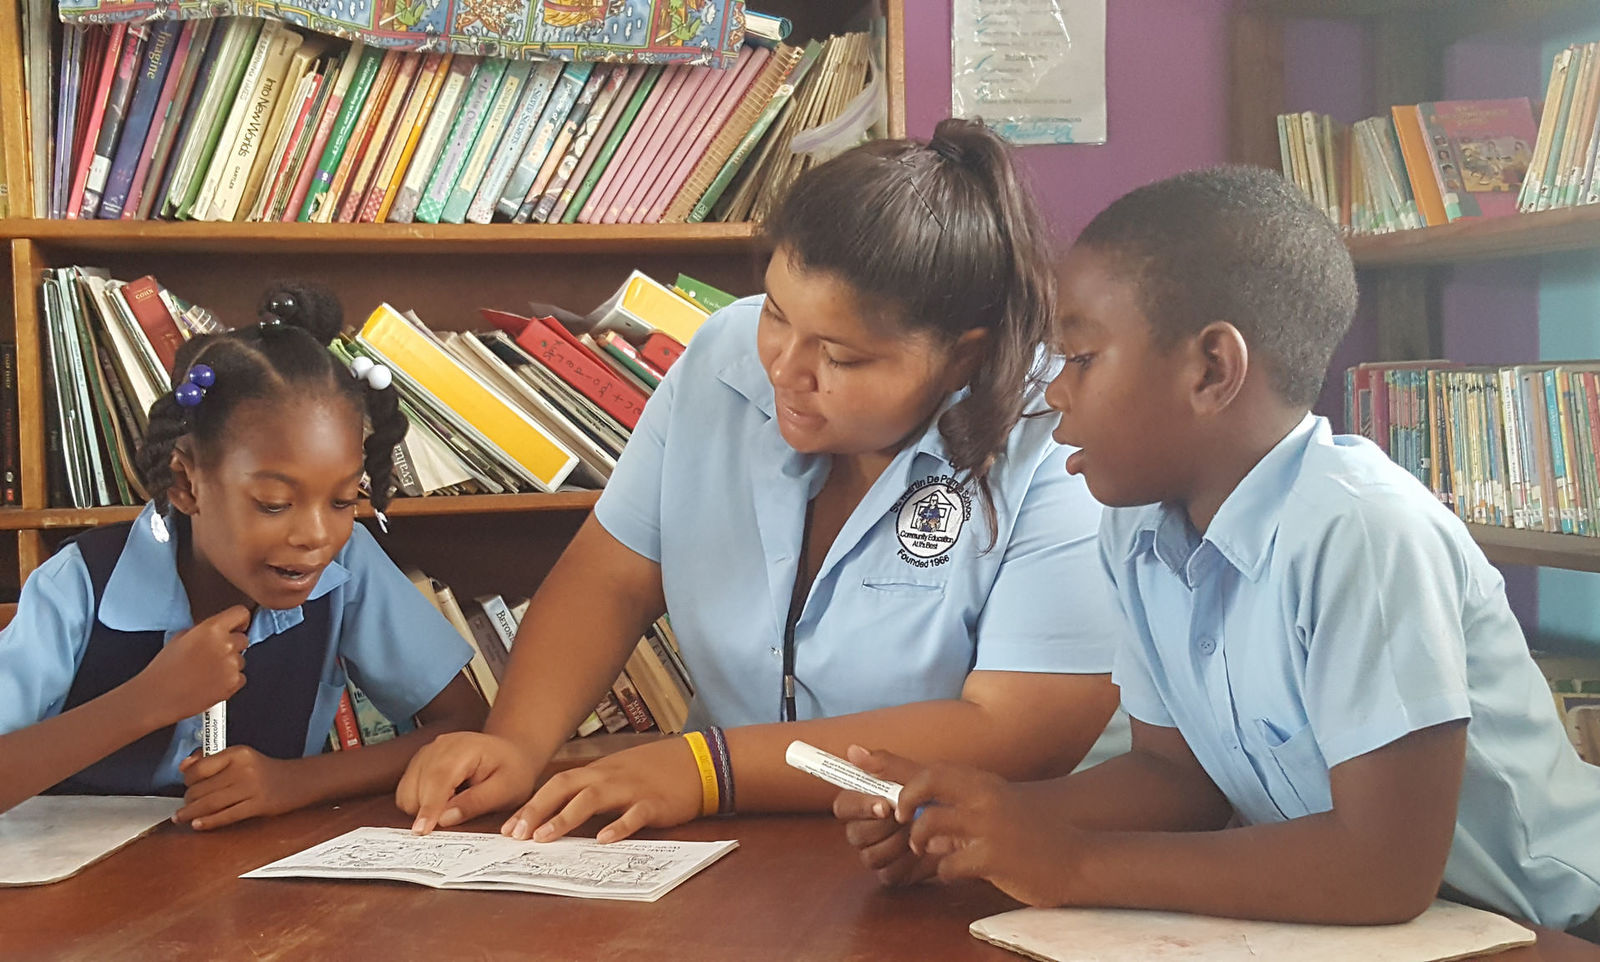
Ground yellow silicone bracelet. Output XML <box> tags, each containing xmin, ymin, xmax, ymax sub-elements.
<box><xmin>683</xmin><ymin>731</ymin><xmax>719</xmax><ymax>817</ymax></box>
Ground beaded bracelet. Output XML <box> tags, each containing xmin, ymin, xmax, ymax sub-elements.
<box><xmin>704</xmin><ymin>726</ymin><xmax>736</xmax><ymax>816</ymax></box>
<box><xmin>683</xmin><ymin>730</ymin><xmax>719</xmax><ymax>817</ymax></box>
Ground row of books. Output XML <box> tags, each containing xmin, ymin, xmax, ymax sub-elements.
<box><xmin>344</xmin><ymin>270</ymin><xmax>726</xmax><ymax>498</ymax></box>
<box><xmin>1522</xmin><ymin>41</ymin><xmax>1600</xmax><ymax>214</ymax></box>
<box><xmin>1536</xmin><ymin>655</ymin><xmax>1600</xmax><ymax>767</ymax></box>
<box><xmin>1277</xmin><ymin>97</ymin><xmax>1538</xmax><ymax>235</ymax></box>
<box><xmin>33</xmin><ymin>15</ymin><xmax>873</xmax><ymax>225</ymax></box>
<box><xmin>409</xmin><ymin>566</ymin><xmax>692</xmax><ymax>739</ymax></box>
<box><xmin>35</xmin><ymin>264</ymin><xmax>726</xmax><ymax>507</ymax></box>
<box><xmin>1345</xmin><ymin>360</ymin><xmax>1600</xmax><ymax>537</ymax></box>
<box><xmin>37</xmin><ymin>267</ymin><xmax>220</xmax><ymax>509</ymax></box>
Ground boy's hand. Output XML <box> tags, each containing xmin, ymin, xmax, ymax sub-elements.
<box><xmin>397</xmin><ymin>731</ymin><xmax>539</xmax><ymax>834</ymax></box>
<box><xmin>505</xmin><ymin>736</ymin><xmax>703</xmax><ymax>844</ymax></box>
<box><xmin>854</xmin><ymin>745</ymin><xmax>1090</xmax><ymax>907</ymax></box>
<box><xmin>175</xmin><ymin>746</ymin><xmax>306</xmax><ymax>830</ymax></box>
<box><xmin>134</xmin><ymin>606</ymin><xmax>252</xmax><ymax>727</ymax></box>
<box><xmin>833</xmin><ymin>783</ymin><xmax>941</xmax><ymax>887</ymax></box>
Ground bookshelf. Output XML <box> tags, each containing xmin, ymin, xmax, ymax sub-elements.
<box><xmin>1231</xmin><ymin>0</ymin><xmax>1600</xmax><ymax>574</ymax></box>
<box><xmin>0</xmin><ymin>0</ymin><xmax>909</xmax><ymax>606</ymax></box>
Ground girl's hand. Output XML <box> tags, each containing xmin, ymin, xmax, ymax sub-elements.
<box><xmin>506</xmin><ymin>736</ymin><xmax>703</xmax><ymax>844</ymax></box>
<box><xmin>397</xmin><ymin>731</ymin><xmax>539</xmax><ymax>834</ymax></box>
<box><xmin>133</xmin><ymin>605</ymin><xmax>252</xmax><ymax>727</ymax></box>
<box><xmin>175</xmin><ymin>746</ymin><xmax>307</xmax><ymax>831</ymax></box>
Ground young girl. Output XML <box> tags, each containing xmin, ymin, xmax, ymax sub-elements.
<box><xmin>0</xmin><ymin>283</ymin><xmax>485</xmax><ymax>829</ymax></box>
<box><xmin>399</xmin><ymin>119</ymin><xmax>1127</xmax><ymax>882</ymax></box>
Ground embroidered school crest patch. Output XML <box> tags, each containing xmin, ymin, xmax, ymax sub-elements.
<box><xmin>891</xmin><ymin>476</ymin><xmax>970</xmax><ymax>567</ymax></box>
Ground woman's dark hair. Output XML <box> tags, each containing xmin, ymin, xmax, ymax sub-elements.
<box><xmin>762</xmin><ymin>117</ymin><xmax>1056</xmax><ymax>538</ymax></box>
<box><xmin>133</xmin><ymin>282</ymin><xmax>408</xmax><ymax>513</ymax></box>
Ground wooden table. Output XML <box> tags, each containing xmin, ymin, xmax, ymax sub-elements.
<box><xmin>2</xmin><ymin>794</ymin><xmax>1595</xmax><ymax>962</ymax></box>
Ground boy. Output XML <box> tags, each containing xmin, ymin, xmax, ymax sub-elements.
<box><xmin>835</xmin><ymin>166</ymin><xmax>1600</xmax><ymax>935</ymax></box>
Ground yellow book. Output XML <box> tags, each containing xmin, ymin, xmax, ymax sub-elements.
<box><xmin>594</xmin><ymin>270</ymin><xmax>711</xmax><ymax>345</ymax></box>
<box><xmin>373</xmin><ymin>52</ymin><xmax>453</xmax><ymax>223</ymax></box>
<box><xmin>357</xmin><ymin>304</ymin><xmax>577</xmax><ymax>491</ymax></box>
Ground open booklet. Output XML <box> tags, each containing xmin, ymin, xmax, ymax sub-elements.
<box><xmin>0</xmin><ymin>795</ymin><xmax>183</xmax><ymax>886</ymax></box>
<box><xmin>242</xmin><ymin>826</ymin><xmax>737</xmax><ymax>902</ymax></box>
<box><xmin>970</xmin><ymin>899</ymin><xmax>1536</xmax><ymax>962</ymax></box>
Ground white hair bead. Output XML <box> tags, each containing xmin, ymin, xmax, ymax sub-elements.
<box><xmin>366</xmin><ymin>365</ymin><xmax>392</xmax><ymax>391</ymax></box>
<box><xmin>349</xmin><ymin>356</ymin><xmax>375</xmax><ymax>378</ymax></box>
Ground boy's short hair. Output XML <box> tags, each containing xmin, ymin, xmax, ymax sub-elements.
<box><xmin>1076</xmin><ymin>165</ymin><xmax>1358</xmax><ymax>408</ymax></box>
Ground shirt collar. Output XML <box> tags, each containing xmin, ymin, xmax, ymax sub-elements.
<box><xmin>98</xmin><ymin>503</ymin><xmax>351</xmax><ymax>637</ymax></box>
<box><xmin>1124</xmin><ymin>413</ymin><xmax>1320</xmax><ymax>583</ymax></box>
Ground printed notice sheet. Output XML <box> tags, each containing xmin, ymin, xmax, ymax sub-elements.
<box><xmin>952</xmin><ymin>0</ymin><xmax>1107</xmax><ymax>145</ymax></box>
<box><xmin>242</xmin><ymin>826</ymin><xmax>737</xmax><ymax>902</ymax></box>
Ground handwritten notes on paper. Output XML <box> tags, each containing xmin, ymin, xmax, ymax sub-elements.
<box><xmin>952</xmin><ymin>0</ymin><xmax>1107</xmax><ymax>145</ymax></box>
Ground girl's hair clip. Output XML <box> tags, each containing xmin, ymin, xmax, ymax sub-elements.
<box><xmin>258</xmin><ymin>316</ymin><xmax>284</xmax><ymax>335</ymax></box>
<box><xmin>348</xmin><ymin>355</ymin><xmax>393</xmax><ymax>391</ymax></box>
<box><xmin>173</xmin><ymin>364</ymin><xmax>215</xmax><ymax>408</ymax></box>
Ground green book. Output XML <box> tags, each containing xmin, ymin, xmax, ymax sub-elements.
<box><xmin>415</xmin><ymin>57</ymin><xmax>509</xmax><ymax>224</ymax></box>
<box><xmin>297</xmin><ymin>46</ymin><xmax>385</xmax><ymax>222</ymax></box>
<box><xmin>598</xmin><ymin>334</ymin><xmax>661</xmax><ymax>388</ymax></box>
<box><xmin>689</xmin><ymin>40</ymin><xmax>820</xmax><ymax>223</ymax></box>
<box><xmin>168</xmin><ymin>19</ymin><xmax>263</xmax><ymax>219</ymax></box>
<box><xmin>560</xmin><ymin>65</ymin><xmax>663</xmax><ymax>223</ymax></box>
<box><xmin>673</xmin><ymin>273</ymin><xmax>735</xmax><ymax>313</ymax></box>
<box><xmin>440</xmin><ymin>58</ymin><xmax>534</xmax><ymax>224</ymax></box>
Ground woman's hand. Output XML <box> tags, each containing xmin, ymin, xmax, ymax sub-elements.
<box><xmin>505</xmin><ymin>736</ymin><xmax>704</xmax><ymax>844</ymax></box>
<box><xmin>396</xmin><ymin>731</ymin><xmax>539</xmax><ymax>833</ymax></box>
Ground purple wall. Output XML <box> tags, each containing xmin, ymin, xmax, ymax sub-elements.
<box><xmin>903</xmin><ymin>0</ymin><xmax>1234</xmax><ymax>240</ymax></box>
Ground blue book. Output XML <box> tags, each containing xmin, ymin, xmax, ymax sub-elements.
<box><xmin>151</xmin><ymin>27</ymin><xmax>225</xmax><ymax>220</ymax></box>
<box><xmin>99</xmin><ymin>21</ymin><xmax>183</xmax><ymax>219</ymax></box>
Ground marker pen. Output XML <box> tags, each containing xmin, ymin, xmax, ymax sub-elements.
<box><xmin>784</xmin><ymin>740</ymin><xmax>903</xmax><ymax>806</ymax></box>
<box><xmin>202</xmin><ymin>701</ymin><xmax>226</xmax><ymax>756</ymax></box>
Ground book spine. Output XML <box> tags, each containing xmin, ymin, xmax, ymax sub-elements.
<box><xmin>363</xmin><ymin>52</ymin><xmax>449</xmax><ymax>223</ymax></box>
<box><xmin>531</xmin><ymin>65</ymin><xmax>629</xmax><ymax>223</ymax></box>
<box><xmin>611</xmin><ymin>671</ymin><xmax>655</xmax><ymax>732</ymax></box>
<box><xmin>639</xmin><ymin>48</ymin><xmax>762</xmax><ymax>223</ymax></box>
<box><xmin>1</xmin><ymin>343</ymin><xmax>16</xmax><ymax>506</ymax></box>
<box><xmin>508</xmin><ymin>64</ymin><xmax>600</xmax><ymax>223</ymax></box>
<box><xmin>99</xmin><ymin>22</ymin><xmax>181</xmax><ymax>220</ymax></box>
<box><xmin>281</xmin><ymin>44</ymin><xmax>360</xmax><ymax>221</ymax></box>
<box><xmin>388</xmin><ymin>56</ymin><xmax>477</xmax><ymax>223</ymax></box>
<box><xmin>249</xmin><ymin>68</ymin><xmax>317</xmax><ymax>222</ymax></box>
<box><xmin>515</xmin><ymin>321</ymin><xmax>647</xmax><ymax>430</ymax></box>
<box><xmin>67</xmin><ymin>25</ymin><xmax>129</xmax><ymax>220</ymax></box>
<box><xmin>415</xmin><ymin>58</ymin><xmax>509</xmax><ymax>224</ymax></box>
<box><xmin>211</xmin><ymin>27</ymin><xmax>302</xmax><ymax>222</ymax></box>
<box><xmin>317</xmin><ymin>50</ymin><xmax>401</xmax><ymax>224</ymax></box>
<box><xmin>333</xmin><ymin>688</ymin><xmax>363</xmax><ymax>750</ymax></box>
<box><xmin>689</xmin><ymin>44</ymin><xmax>817</xmax><ymax>222</ymax></box>
<box><xmin>148</xmin><ymin>22</ymin><xmax>225</xmax><ymax>220</ymax></box>
<box><xmin>80</xmin><ymin>27</ymin><xmax>149</xmax><ymax>219</ymax></box>
<box><xmin>665</xmin><ymin>45</ymin><xmax>792</xmax><ymax>222</ymax></box>
<box><xmin>496</xmin><ymin>62</ymin><xmax>591</xmax><ymax>221</ymax></box>
<box><xmin>468</xmin><ymin>61</ymin><xmax>564</xmax><ymax>225</ymax></box>
<box><xmin>189</xmin><ymin>21</ymin><xmax>279</xmax><ymax>221</ymax></box>
<box><xmin>443</xmin><ymin>59</ymin><xmax>535</xmax><ymax>224</ymax></box>
<box><xmin>297</xmin><ymin>46</ymin><xmax>384</xmax><ymax>222</ymax></box>
<box><xmin>128</xmin><ymin>22</ymin><xmax>206</xmax><ymax>220</ymax></box>
<box><xmin>173</xmin><ymin>20</ymin><xmax>265</xmax><ymax>219</ymax></box>
<box><xmin>550</xmin><ymin>66</ymin><xmax>646</xmax><ymax>224</ymax></box>
<box><xmin>337</xmin><ymin>53</ymin><xmax>422</xmax><ymax>223</ymax></box>
<box><xmin>564</xmin><ymin>66</ymin><xmax>664</xmax><ymax>223</ymax></box>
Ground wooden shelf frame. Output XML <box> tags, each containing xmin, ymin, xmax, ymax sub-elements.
<box><xmin>1346</xmin><ymin>205</ymin><xmax>1600</xmax><ymax>268</ymax></box>
<box><xmin>0</xmin><ymin>220</ymin><xmax>765</xmax><ymax>256</ymax></box>
<box><xmin>1467</xmin><ymin>525</ymin><xmax>1600</xmax><ymax>574</ymax></box>
<box><xmin>0</xmin><ymin>491</ymin><xmax>600</xmax><ymax>531</ymax></box>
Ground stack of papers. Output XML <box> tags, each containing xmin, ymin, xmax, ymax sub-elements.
<box><xmin>242</xmin><ymin>826</ymin><xmax>736</xmax><ymax>902</ymax></box>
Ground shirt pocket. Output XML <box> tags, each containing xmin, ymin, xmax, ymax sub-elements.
<box><xmin>1252</xmin><ymin>718</ymin><xmax>1333</xmax><ymax>819</ymax></box>
<box><xmin>860</xmin><ymin>573</ymin><xmax>949</xmax><ymax>592</ymax></box>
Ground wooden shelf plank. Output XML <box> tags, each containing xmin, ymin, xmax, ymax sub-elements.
<box><xmin>1347</xmin><ymin>205</ymin><xmax>1600</xmax><ymax>267</ymax></box>
<box><xmin>1468</xmin><ymin>524</ymin><xmax>1600</xmax><ymax>573</ymax></box>
<box><xmin>0</xmin><ymin>491</ymin><xmax>599</xmax><ymax>530</ymax></box>
<box><xmin>0</xmin><ymin>220</ymin><xmax>762</xmax><ymax>256</ymax></box>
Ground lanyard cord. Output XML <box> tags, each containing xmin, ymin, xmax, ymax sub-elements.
<box><xmin>781</xmin><ymin>503</ymin><xmax>815</xmax><ymax>723</ymax></box>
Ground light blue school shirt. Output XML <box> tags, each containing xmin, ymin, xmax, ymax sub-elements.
<box><xmin>596</xmin><ymin>296</ymin><xmax>1122</xmax><ymax>729</ymax></box>
<box><xmin>1103</xmin><ymin>414</ymin><xmax>1600</xmax><ymax>930</ymax></box>
<box><xmin>0</xmin><ymin>503</ymin><xmax>473</xmax><ymax>793</ymax></box>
